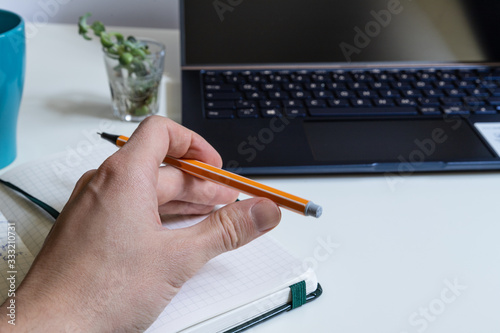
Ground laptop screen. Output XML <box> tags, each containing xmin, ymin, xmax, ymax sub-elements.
<box><xmin>182</xmin><ymin>0</ymin><xmax>500</xmax><ymax>66</ymax></box>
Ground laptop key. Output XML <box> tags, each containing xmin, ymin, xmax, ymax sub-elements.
<box><xmin>351</xmin><ymin>99</ymin><xmax>372</xmax><ymax>107</ymax></box>
<box><xmin>205</xmin><ymin>84</ymin><xmax>235</xmax><ymax>92</ymax></box>
<box><xmin>437</xmin><ymin>72</ymin><xmax>457</xmax><ymax>81</ymax></box>
<box><xmin>206</xmin><ymin>101</ymin><xmax>235</xmax><ymax>109</ymax></box>
<box><xmin>463</xmin><ymin>97</ymin><xmax>485</xmax><ymax>106</ymax></box>
<box><xmin>456</xmin><ymin>81</ymin><xmax>475</xmax><ymax>89</ymax></box>
<box><xmin>326</xmin><ymin>82</ymin><xmax>346</xmax><ymax>90</ymax></box>
<box><xmin>488</xmin><ymin>97</ymin><xmax>500</xmax><ymax>105</ymax></box>
<box><xmin>424</xmin><ymin>89</ymin><xmax>445</xmax><ymax>97</ymax></box>
<box><xmin>306</xmin><ymin>99</ymin><xmax>327</xmax><ymax>108</ymax></box>
<box><xmin>445</xmin><ymin>89</ymin><xmax>466</xmax><ymax>97</ymax></box>
<box><xmin>370</xmin><ymin>82</ymin><xmax>389</xmax><ymax>90</ymax></box>
<box><xmin>206</xmin><ymin>110</ymin><xmax>234</xmax><ymax>119</ymax></box>
<box><xmin>328</xmin><ymin>99</ymin><xmax>350</xmax><ymax>107</ymax></box>
<box><xmin>290</xmin><ymin>74</ymin><xmax>309</xmax><ymax>83</ymax></box>
<box><xmin>283</xmin><ymin>83</ymin><xmax>303</xmax><ymax>91</ymax></box>
<box><xmin>269</xmin><ymin>74</ymin><xmax>289</xmax><ymax>83</ymax></box>
<box><xmin>357</xmin><ymin>90</ymin><xmax>378</xmax><ymax>98</ymax></box>
<box><xmin>351</xmin><ymin>73</ymin><xmax>373</xmax><ymax>82</ymax></box>
<box><xmin>413</xmin><ymin>81</ymin><xmax>433</xmax><ymax>89</ymax></box>
<box><xmin>348</xmin><ymin>82</ymin><xmax>368</xmax><ymax>90</ymax></box>
<box><xmin>419</xmin><ymin>107</ymin><xmax>441</xmax><ymax>115</ymax></box>
<box><xmin>236</xmin><ymin>100</ymin><xmax>257</xmax><ymax>109</ymax></box>
<box><xmin>418</xmin><ymin>97</ymin><xmax>440</xmax><ymax>107</ymax></box>
<box><xmin>237</xmin><ymin>108</ymin><xmax>259</xmax><ymax>118</ymax></box>
<box><xmin>225</xmin><ymin>75</ymin><xmax>244</xmax><ymax>84</ymax></box>
<box><xmin>291</xmin><ymin>91</ymin><xmax>312</xmax><ymax>99</ymax></box>
<box><xmin>335</xmin><ymin>90</ymin><xmax>356</xmax><ymax>98</ymax></box>
<box><xmin>435</xmin><ymin>81</ymin><xmax>455</xmax><ymax>89</ymax></box>
<box><xmin>204</xmin><ymin>76</ymin><xmax>221</xmax><ymax>83</ymax></box>
<box><xmin>416</xmin><ymin>71</ymin><xmax>436</xmax><ymax>81</ymax></box>
<box><xmin>261</xmin><ymin>108</ymin><xmax>282</xmax><ymax>117</ymax></box>
<box><xmin>473</xmin><ymin>106</ymin><xmax>497</xmax><ymax>114</ymax></box>
<box><xmin>245</xmin><ymin>91</ymin><xmax>265</xmax><ymax>100</ymax></box>
<box><xmin>373</xmin><ymin>98</ymin><xmax>395</xmax><ymax>107</ymax></box>
<box><xmin>262</xmin><ymin>83</ymin><xmax>280</xmax><ymax>91</ymax></box>
<box><xmin>314</xmin><ymin>91</ymin><xmax>334</xmax><ymax>99</ymax></box>
<box><xmin>458</xmin><ymin>71</ymin><xmax>478</xmax><ymax>81</ymax></box>
<box><xmin>440</xmin><ymin>97</ymin><xmax>462</xmax><ymax>106</ymax></box>
<box><xmin>248</xmin><ymin>75</ymin><xmax>264</xmax><ymax>83</ymax></box>
<box><xmin>467</xmin><ymin>88</ymin><xmax>490</xmax><ymax>97</ymax></box>
<box><xmin>285</xmin><ymin>100</ymin><xmax>305</xmax><ymax>107</ymax></box>
<box><xmin>402</xmin><ymin>89</ymin><xmax>422</xmax><ymax>98</ymax></box>
<box><xmin>396</xmin><ymin>98</ymin><xmax>418</xmax><ymax>106</ymax></box>
<box><xmin>240</xmin><ymin>83</ymin><xmax>258</xmax><ymax>91</ymax></box>
<box><xmin>305</xmin><ymin>82</ymin><xmax>324</xmax><ymax>90</ymax></box>
<box><xmin>308</xmin><ymin>107</ymin><xmax>418</xmax><ymax>116</ymax></box>
<box><xmin>391</xmin><ymin>82</ymin><xmax>412</xmax><ymax>90</ymax></box>
<box><xmin>379</xmin><ymin>90</ymin><xmax>401</xmax><ymax>98</ymax></box>
<box><xmin>442</xmin><ymin>106</ymin><xmax>470</xmax><ymax>115</ymax></box>
<box><xmin>477</xmin><ymin>81</ymin><xmax>497</xmax><ymax>89</ymax></box>
<box><xmin>268</xmin><ymin>91</ymin><xmax>290</xmax><ymax>100</ymax></box>
<box><xmin>206</xmin><ymin>92</ymin><xmax>242</xmax><ymax>100</ymax></box>
<box><xmin>285</xmin><ymin>107</ymin><xmax>307</xmax><ymax>117</ymax></box>
<box><xmin>260</xmin><ymin>100</ymin><xmax>281</xmax><ymax>108</ymax></box>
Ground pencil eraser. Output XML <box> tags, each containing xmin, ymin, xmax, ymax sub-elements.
<box><xmin>305</xmin><ymin>202</ymin><xmax>322</xmax><ymax>218</ymax></box>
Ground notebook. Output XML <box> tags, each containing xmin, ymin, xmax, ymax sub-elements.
<box><xmin>0</xmin><ymin>144</ymin><xmax>321</xmax><ymax>332</ymax></box>
<box><xmin>180</xmin><ymin>0</ymin><xmax>500</xmax><ymax>175</ymax></box>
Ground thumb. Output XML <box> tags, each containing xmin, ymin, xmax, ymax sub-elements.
<box><xmin>159</xmin><ymin>198</ymin><xmax>281</xmax><ymax>291</ymax></box>
<box><xmin>195</xmin><ymin>198</ymin><xmax>281</xmax><ymax>260</ymax></box>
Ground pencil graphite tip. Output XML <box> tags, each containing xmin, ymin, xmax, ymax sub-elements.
<box><xmin>305</xmin><ymin>202</ymin><xmax>322</xmax><ymax>218</ymax></box>
<box><xmin>97</xmin><ymin>132</ymin><xmax>102</xmax><ymax>136</ymax></box>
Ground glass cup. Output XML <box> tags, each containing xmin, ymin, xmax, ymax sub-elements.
<box><xmin>0</xmin><ymin>9</ymin><xmax>25</xmax><ymax>169</ymax></box>
<box><xmin>103</xmin><ymin>39</ymin><xmax>165</xmax><ymax>122</ymax></box>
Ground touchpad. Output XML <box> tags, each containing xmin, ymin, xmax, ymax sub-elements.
<box><xmin>303</xmin><ymin>119</ymin><xmax>494</xmax><ymax>163</ymax></box>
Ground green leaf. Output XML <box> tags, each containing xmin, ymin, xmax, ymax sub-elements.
<box><xmin>78</xmin><ymin>12</ymin><xmax>92</xmax><ymax>40</ymax></box>
<box><xmin>119</xmin><ymin>52</ymin><xmax>134</xmax><ymax>66</ymax></box>
<box><xmin>100</xmin><ymin>32</ymin><xmax>114</xmax><ymax>48</ymax></box>
<box><xmin>91</xmin><ymin>21</ymin><xmax>106</xmax><ymax>37</ymax></box>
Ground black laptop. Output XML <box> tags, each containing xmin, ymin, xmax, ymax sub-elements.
<box><xmin>180</xmin><ymin>0</ymin><xmax>500</xmax><ymax>175</ymax></box>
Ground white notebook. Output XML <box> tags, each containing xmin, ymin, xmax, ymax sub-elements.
<box><xmin>0</xmin><ymin>144</ymin><xmax>321</xmax><ymax>332</ymax></box>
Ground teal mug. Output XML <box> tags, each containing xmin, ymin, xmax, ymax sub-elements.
<box><xmin>0</xmin><ymin>9</ymin><xmax>25</xmax><ymax>169</ymax></box>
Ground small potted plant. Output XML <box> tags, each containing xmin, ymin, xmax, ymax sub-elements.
<box><xmin>78</xmin><ymin>13</ymin><xmax>165</xmax><ymax>122</ymax></box>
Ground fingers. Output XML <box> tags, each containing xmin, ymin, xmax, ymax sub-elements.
<box><xmin>184</xmin><ymin>198</ymin><xmax>281</xmax><ymax>260</ymax></box>
<box><xmin>156</xmin><ymin>165</ymin><xmax>239</xmax><ymax>207</ymax></box>
<box><xmin>117</xmin><ymin>116</ymin><xmax>223</xmax><ymax>169</ymax></box>
<box><xmin>159</xmin><ymin>201</ymin><xmax>216</xmax><ymax>216</ymax></box>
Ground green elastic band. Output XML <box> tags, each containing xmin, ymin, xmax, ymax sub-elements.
<box><xmin>290</xmin><ymin>280</ymin><xmax>306</xmax><ymax>309</ymax></box>
<box><xmin>0</xmin><ymin>179</ymin><xmax>60</xmax><ymax>220</ymax></box>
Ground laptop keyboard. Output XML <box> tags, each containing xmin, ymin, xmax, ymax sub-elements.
<box><xmin>202</xmin><ymin>67</ymin><xmax>500</xmax><ymax>119</ymax></box>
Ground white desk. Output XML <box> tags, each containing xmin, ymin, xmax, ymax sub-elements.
<box><xmin>3</xmin><ymin>24</ymin><xmax>500</xmax><ymax>332</ymax></box>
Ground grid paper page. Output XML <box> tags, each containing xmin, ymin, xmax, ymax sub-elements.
<box><xmin>0</xmin><ymin>210</ymin><xmax>35</xmax><ymax>303</ymax></box>
<box><xmin>148</xmin><ymin>216</ymin><xmax>308</xmax><ymax>333</ymax></box>
<box><xmin>0</xmin><ymin>143</ymin><xmax>118</xmax><ymax>256</ymax></box>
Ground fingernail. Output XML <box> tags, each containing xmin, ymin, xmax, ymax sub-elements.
<box><xmin>251</xmin><ymin>200</ymin><xmax>281</xmax><ymax>232</ymax></box>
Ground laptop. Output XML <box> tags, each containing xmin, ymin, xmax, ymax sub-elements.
<box><xmin>180</xmin><ymin>0</ymin><xmax>500</xmax><ymax>175</ymax></box>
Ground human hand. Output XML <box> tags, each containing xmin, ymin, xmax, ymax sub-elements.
<box><xmin>0</xmin><ymin>116</ymin><xmax>281</xmax><ymax>332</ymax></box>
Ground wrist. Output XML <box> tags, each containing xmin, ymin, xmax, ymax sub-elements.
<box><xmin>0</xmin><ymin>278</ymin><xmax>91</xmax><ymax>332</ymax></box>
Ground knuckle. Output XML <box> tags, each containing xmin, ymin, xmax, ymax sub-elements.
<box><xmin>214</xmin><ymin>209</ymin><xmax>242</xmax><ymax>251</ymax></box>
<box><xmin>75</xmin><ymin>169</ymin><xmax>96</xmax><ymax>186</ymax></box>
<box><xmin>196</xmin><ymin>181</ymin><xmax>220</xmax><ymax>204</ymax></box>
<box><xmin>141</xmin><ymin>114</ymin><xmax>161</xmax><ymax>126</ymax></box>
<box><xmin>93</xmin><ymin>155</ymin><xmax>130</xmax><ymax>187</ymax></box>
<box><xmin>97</xmin><ymin>155</ymin><xmax>122</xmax><ymax>179</ymax></box>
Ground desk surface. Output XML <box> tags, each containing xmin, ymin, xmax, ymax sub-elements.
<box><xmin>3</xmin><ymin>24</ymin><xmax>500</xmax><ymax>333</ymax></box>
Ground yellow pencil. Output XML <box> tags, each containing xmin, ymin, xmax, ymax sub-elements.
<box><xmin>98</xmin><ymin>132</ymin><xmax>322</xmax><ymax>218</ymax></box>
